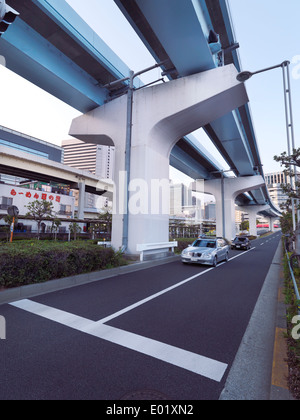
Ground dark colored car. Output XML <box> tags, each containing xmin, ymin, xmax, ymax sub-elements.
<box><xmin>231</xmin><ymin>236</ymin><xmax>251</xmax><ymax>250</ymax></box>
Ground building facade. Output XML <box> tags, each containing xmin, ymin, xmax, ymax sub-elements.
<box><xmin>0</xmin><ymin>178</ymin><xmax>75</xmax><ymax>234</ymax></box>
<box><xmin>265</xmin><ymin>171</ymin><xmax>290</xmax><ymax>209</ymax></box>
<box><xmin>0</xmin><ymin>125</ymin><xmax>63</xmax><ymax>163</ymax></box>
<box><xmin>61</xmin><ymin>139</ymin><xmax>115</xmax><ymax>180</ymax></box>
<box><xmin>62</xmin><ymin>138</ymin><xmax>115</xmax><ymax>210</ymax></box>
<box><xmin>170</xmin><ymin>183</ymin><xmax>192</xmax><ymax>216</ymax></box>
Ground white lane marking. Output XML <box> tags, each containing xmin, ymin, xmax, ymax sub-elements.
<box><xmin>226</xmin><ymin>247</ymin><xmax>256</xmax><ymax>263</ymax></box>
<box><xmin>97</xmin><ymin>267</ymin><xmax>214</xmax><ymax>324</ymax></box>
<box><xmin>98</xmin><ymin>247</ymin><xmax>256</xmax><ymax>325</ymax></box>
<box><xmin>10</xmin><ymin>299</ymin><xmax>227</xmax><ymax>382</ymax></box>
<box><xmin>9</xmin><ymin>247</ymin><xmax>258</xmax><ymax>382</ymax></box>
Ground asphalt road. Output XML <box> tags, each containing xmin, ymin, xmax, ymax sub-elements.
<box><xmin>0</xmin><ymin>232</ymin><xmax>282</xmax><ymax>400</ymax></box>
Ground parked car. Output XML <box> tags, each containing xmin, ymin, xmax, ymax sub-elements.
<box><xmin>181</xmin><ymin>237</ymin><xmax>229</xmax><ymax>267</ymax></box>
<box><xmin>231</xmin><ymin>236</ymin><xmax>251</xmax><ymax>250</ymax></box>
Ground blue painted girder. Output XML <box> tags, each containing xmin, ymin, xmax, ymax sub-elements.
<box><xmin>115</xmin><ymin>0</ymin><xmax>281</xmax><ymax>215</ymax></box>
<box><xmin>0</xmin><ymin>0</ymin><xmax>137</xmax><ymax>112</ymax></box>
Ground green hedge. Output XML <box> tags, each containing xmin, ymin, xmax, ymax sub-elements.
<box><xmin>0</xmin><ymin>241</ymin><xmax>127</xmax><ymax>288</ymax></box>
<box><xmin>173</xmin><ymin>238</ymin><xmax>197</xmax><ymax>254</ymax></box>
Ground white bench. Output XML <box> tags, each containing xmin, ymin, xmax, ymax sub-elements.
<box><xmin>97</xmin><ymin>241</ymin><xmax>112</xmax><ymax>248</ymax></box>
<box><xmin>136</xmin><ymin>241</ymin><xmax>178</xmax><ymax>262</ymax></box>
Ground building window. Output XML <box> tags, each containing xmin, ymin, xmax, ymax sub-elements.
<box><xmin>0</xmin><ymin>196</ymin><xmax>13</xmax><ymax>210</ymax></box>
<box><xmin>59</xmin><ymin>204</ymin><xmax>72</xmax><ymax>216</ymax></box>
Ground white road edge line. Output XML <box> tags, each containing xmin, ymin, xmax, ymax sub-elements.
<box><xmin>10</xmin><ymin>299</ymin><xmax>228</xmax><ymax>382</ymax></box>
<box><xmin>8</xmin><ymin>246</ymin><xmax>258</xmax><ymax>383</ymax></box>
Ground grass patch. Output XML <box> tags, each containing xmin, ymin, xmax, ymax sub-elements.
<box><xmin>0</xmin><ymin>240</ymin><xmax>127</xmax><ymax>288</ymax></box>
<box><xmin>283</xmin><ymin>245</ymin><xmax>300</xmax><ymax>400</ymax></box>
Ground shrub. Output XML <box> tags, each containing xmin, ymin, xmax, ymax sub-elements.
<box><xmin>0</xmin><ymin>241</ymin><xmax>127</xmax><ymax>288</ymax></box>
<box><xmin>173</xmin><ymin>238</ymin><xmax>197</xmax><ymax>254</ymax></box>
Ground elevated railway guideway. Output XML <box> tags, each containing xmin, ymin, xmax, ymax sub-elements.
<box><xmin>114</xmin><ymin>0</ymin><xmax>281</xmax><ymax>219</ymax></box>
<box><xmin>0</xmin><ymin>0</ymin><xmax>281</xmax><ymax>249</ymax></box>
<box><xmin>0</xmin><ymin>0</ymin><xmax>233</xmax><ymax>184</ymax></box>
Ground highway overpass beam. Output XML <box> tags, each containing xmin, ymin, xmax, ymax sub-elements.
<box><xmin>70</xmin><ymin>64</ymin><xmax>248</xmax><ymax>254</ymax></box>
<box><xmin>205</xmin><ymin>176</ymin><xmax>266</xmax><ymax>241</ymax></box>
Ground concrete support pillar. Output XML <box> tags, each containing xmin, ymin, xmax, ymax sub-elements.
<box><xmin>70</xmin><ymin>64</ymin><xmax>248</xmax><ymax>254</ymax></box>
<box><xmin>269</xmin><ymin>217</ymin><xmax>275</xmax><ymax>232</ymax></box>
<box><xmin>205</xmin><ymin>176</ymin><xmax>266</xmax><ymax>241</ymax></box>
<box><xmin>237</xmin><ymin>205</ymin><xmax>270</xmax><ymax>237</ymax></box>
<box><xmin>77</xmin><ymin>178</ymin><xmax>86</xmax><ymax>220</ymax></box>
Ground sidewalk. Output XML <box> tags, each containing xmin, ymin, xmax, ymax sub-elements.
<box><xmin>270</xmin><ymin>250</ymin><xmax>294</xmax><ymax>400</ymax></box>
<box><xmin>220</xmin><ymin>239</ymin><xmax>294</xmax><ymax>400</ymax></box>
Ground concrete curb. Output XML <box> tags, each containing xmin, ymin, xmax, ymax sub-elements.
<box><xmin>219</xmin><ymin>240</ymin><xmax>283</xmax><ymax>400</ymax></box>
<box><xmin>0</xmin><ymin>255</ymin><xmax>180</xmax><ymax>306</ymax></box>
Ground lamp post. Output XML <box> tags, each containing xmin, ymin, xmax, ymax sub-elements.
<box><xmin>237</xmin><ymin>61</ymin><xmax>297</xmax><ymax>234</ymax></box>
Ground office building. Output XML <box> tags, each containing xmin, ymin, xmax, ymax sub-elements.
<box><xmin>62</xmin><ymin>138</ymin><xmax>115</xmax><ymax>210</ymax></box>
<box><xmin>61</xmin><ymin>138</ymin><xmax>115</xmax><ymax>180</ymax></box>
<box><xmin>170</xmin><ymin>183</ymin><xmax>192</xmax><ymax>216</ymax></box>
<box><xmin>265</xmin><ymin>170</ymin><xmax>291</xmax><ymax>209</ymax></box>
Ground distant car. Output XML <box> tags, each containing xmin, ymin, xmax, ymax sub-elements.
<box><xmin>231</xmin><ymin>236</ymin><xmax>251</xmax><ymax>250</ymax></box>
<box><xmin>181</xmin><ymin>237</ymin><xmax>229</xmax><ymax>267</ymax></box>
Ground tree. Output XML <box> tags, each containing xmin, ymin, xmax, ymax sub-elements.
<box><xmin>274</xmin><ymin>149</ymin><xmax>300</xmax><ymax>245</ymax></box>
<box><xmin>69</xmin><ymin>221</ymin><xmax>81</xmax><ymax>241</ymax></box>
<box><xmin>25</xmin><ymin>200</ymin><xmax>54</xmax><ymax>240</ymax></box>
<box><xmin>91</xmin><ymin>209</ymin><xmax>112</xmax><ymax>240</ymax></box>
<box><xmin>240</xmin><ymin>220</ymin><xmax>249</xmax><ymax>232</ymax></box>
<box><xmin>274</xmin><ymin>148</ymin><xmax>300</xmax><ymax>207</ymax></box>
<box><xmin>51</xmin><ymin>217</ymin><xmax>62</xmax><ymax>241</ymax></box>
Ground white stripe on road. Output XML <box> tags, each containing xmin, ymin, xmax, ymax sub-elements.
<box><xmin>98</xmin><ymin>247</ymin><xmax>256</xmax><ymax>324</ymax></box>
<box><xmin>97</xmin><ymin>267</ymin><xmax>214</xmax><ymax>324</ymax></box>
<box><xmin>10</xmin><ymin>299</ymin><xmax>227</xmax><ymax>382</ymax></box>
<box><xmin>9</xmin><ymin>247</ymin><xmax>258</xmax><ymax>383</ymax></box>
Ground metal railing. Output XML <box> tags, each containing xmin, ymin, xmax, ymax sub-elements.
<box><xmin>285</xmin><ymin>245</ymin><xmax>300</xmax><ymax>315</ymax></box>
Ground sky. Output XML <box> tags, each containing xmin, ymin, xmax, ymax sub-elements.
<box><xmin>0</xmin><ymin>0</ymin><xmax>299</xmax><ymax>181</ymax></box>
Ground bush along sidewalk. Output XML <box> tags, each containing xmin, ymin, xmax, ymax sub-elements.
<box><xmin>283</xmin><ymin>246</ymin><xmax>300</xmax><ymax>400</ymax></box>
<box><xmin>0</xmin><ymin>240</ymin><xmax>127</xmax><ymax>289</ymax></box>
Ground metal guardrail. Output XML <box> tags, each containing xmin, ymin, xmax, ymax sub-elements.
<box><xmin>285</xmin><ymin>246</ymin><xmax>300</xmax><ymax>315</ymax></box>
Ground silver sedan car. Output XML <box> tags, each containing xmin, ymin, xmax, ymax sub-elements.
<box><xmin>181</xmin><ymin>238</ymin><xmax>230</xmax><ymax>267</ymax></box>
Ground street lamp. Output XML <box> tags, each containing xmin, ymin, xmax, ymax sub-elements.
<box><xmin>237</xmin><ymin>60</ymin><xmax>297</xmax><ymax>235</ymax></box>
<box><xmin>236</xmin><ymin>61</ymin><xmax>290</xmax><ymax>82</ymax></box>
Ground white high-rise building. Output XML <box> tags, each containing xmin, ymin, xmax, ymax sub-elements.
<box><xmin>62</xmin><ymin>139</ymin><xmax>115</xmax><ymax>210</ymax></box>
<box><xmin>61</xmin><ymin>139</ymin><xmax>115</xmax><ymax>180</ymax></box>
<box><xmin>265</xmin><ymin>171</ymin><xmax>291</xmax><ymax>209</ymax></box>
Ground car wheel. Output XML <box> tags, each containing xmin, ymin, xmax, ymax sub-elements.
<box><xmin>213</xmin><ymin>256</ymin><xmax>217</xmax><ymax>267</ymax></box>
<box><xmin>225</xmin><ymin>252</ymin><xmax>229</xmax><ymax>262</ymax></box>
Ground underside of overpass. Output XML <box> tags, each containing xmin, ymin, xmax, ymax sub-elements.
<box><xmin>0</xmin><ymin>0</ymin><xmax>281</xmax><ymax>223</ymax></box>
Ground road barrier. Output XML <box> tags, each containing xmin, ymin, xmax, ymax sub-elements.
<box><xmin>285</xmin><ymin>246</ymin><xmax>300</xmax><ymax>315</ymax></box>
